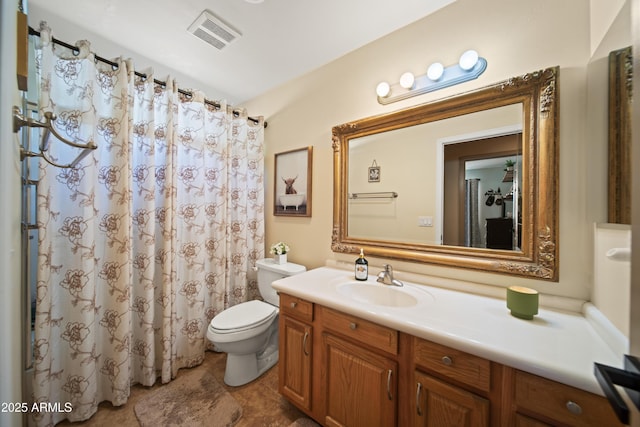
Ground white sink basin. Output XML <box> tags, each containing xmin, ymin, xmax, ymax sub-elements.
<box><xmin>336</xmin><ymin>281</ymin><xmax>433</xmax><ymax>308</ymax></box>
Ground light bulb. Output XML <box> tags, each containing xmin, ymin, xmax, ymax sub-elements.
<box><xmin>399</xmin><ymin>72</ymin><xmax>415</xmax><ymax>89</ymax></box>
<box><xmin>427</xmin><ymin>62</ymin><xmax>444</xmax><ymax>81</ymax></box>
<box><xmin>459</xmin><ymin>50</ymin><xmax>479</xmax><ymax>71</ymax></box>
<box><xmin>376</xmin><ymin>82</ymin><xmax>391</xmax><ymax>97</ymax></box>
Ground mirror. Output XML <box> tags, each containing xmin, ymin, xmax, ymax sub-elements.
<box><xmin>332</xmin><ymin>67</ymin><xmax>559</xmax><ymax>281</ymax></box>
<box><xmin>608</xmin><ymin>46</ymin><xmax>632</xmax><ymax>224</ymax></box>
<box><xmin>347</xmin><ymin>104</ymin><xmax>523</xmax><ymax>248</ymax></box>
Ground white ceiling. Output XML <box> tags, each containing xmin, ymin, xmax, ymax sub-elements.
<box><xmin>27</xmin><ymin>0</ymin><xmax>455</xmax><ymax>104</ymax></box>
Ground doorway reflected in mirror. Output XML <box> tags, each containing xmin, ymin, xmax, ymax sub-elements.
<box><xmin>442</xmin><ymin>133</ymin><xmax>522</xmax><ymax>251</ymax></box>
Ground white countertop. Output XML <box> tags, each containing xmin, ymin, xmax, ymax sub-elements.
<box><xmin>272</xmin><ymin>266</ymin><xmax>623</xmax><ymax>396</ymax></box>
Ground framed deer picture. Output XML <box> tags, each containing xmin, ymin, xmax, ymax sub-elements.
<box><xmin>274</xmin><ymin>146</ymin><xmax>313</xmax><ymax>217</ymax></box>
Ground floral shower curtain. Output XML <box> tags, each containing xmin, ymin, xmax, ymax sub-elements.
<box><xmin>31</xmin><ymin>24</ymin><xmax>264</xmax><ymax>425</ymax></box>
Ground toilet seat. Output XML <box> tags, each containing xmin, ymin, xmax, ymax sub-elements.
<box><xmin>210</xmin><ymin>300</ymin><xmax>277</xmax><ymax>335</ymax></box>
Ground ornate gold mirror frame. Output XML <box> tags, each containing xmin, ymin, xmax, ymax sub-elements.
<box><xmin>608</xmin><ymin>46</ymin><xmax>632</xmax><ymax>224</ymax></box>
<box><xmin>332</xmin><ymin>67</ymin><xmax>559</xmax><ymax>281</ymax></box>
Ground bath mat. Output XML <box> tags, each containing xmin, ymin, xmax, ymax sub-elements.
<box><xmin>134</xmin><ymin>369</ymin><xmax>242</xmax><ymax>427</ymax></box>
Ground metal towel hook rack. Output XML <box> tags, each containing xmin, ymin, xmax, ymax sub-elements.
<box><xmin>13</xmin><ymin>105</ymin><xmax>97</xmax><ymax>169</ymax></box>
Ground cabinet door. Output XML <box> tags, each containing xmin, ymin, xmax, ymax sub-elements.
<box><xmin>279</xmin><ymin>315</ymin><xmax>313</xmax><ymax>411</ymax></box>
<box><xmin>414</xmin><ymin>371</ymin><xmax>489</xmax><ymax>427</ymax></box>
<box><xmin>323</xmin><ymin>333</ymin><xmax>397</xmax><ymax>427</ymax></box>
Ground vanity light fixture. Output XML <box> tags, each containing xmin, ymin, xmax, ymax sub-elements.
<box><xmin>376</xmin><ymin>49</ymin><xmax>487</xmax><ymax>105</ymax></box>
<box><xmin>376</xmin><ymin>81</ymin><xmax>391</xmax><ymax>97</ymax></box>
<box><xmin>399</xmin><ymin>72</ymin><xmax>415</xmax><ymax>89</ymax></box>
<box><xmin>427</xmin><ymin>62</ymin><xmax>444</xmax><ymax>81</ymax></box>
<box><xmin>459</xmin><ymin>49</ymin><xmax>479</xmax><ymax>70</ymax></box>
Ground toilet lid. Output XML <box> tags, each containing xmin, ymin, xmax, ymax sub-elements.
<box><xmin>211</xmin><ymin>300</ymin><xmax>277</xmax><ymax>332</ymax></box>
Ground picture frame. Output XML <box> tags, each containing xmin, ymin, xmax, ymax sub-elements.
<box><xmin>368</xmin><ymin>166</ymin><xmax>381</xmax><ymax>182</ymax></box>
<box><xmin>274</xmin><ymin>146</ymin><xmax>313</xmax><ymax>217</ymax></box>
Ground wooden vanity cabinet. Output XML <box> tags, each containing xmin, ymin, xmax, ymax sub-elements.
<box><xmin>505</xmin><ymin>369</ymin><xmax>624</xmax><ymax>427</ymax></box>
<box><xmin>322</xmin><ymin>333</ymin><xmax>398</xmax><ymax>427</ymax></box>
<box><xmin>279</xmin><ymin>294</ymin><xmax>314</xmax><ymax>412</ymax></box>
<box><xmin>277</xmin><ymin>294</ymin><xmax>622</xmax><ymax>427</ymax></box>
<box><xmin>413</xmin><ymin>371</ymin><xmax>489</xmax><ymax>426</ymax></box>
<box><xmin>320</xmin><ymin>306</ymin><xmax>401</xmax><ymax>427</ymax></box>
<box><xmin>412</xmin><ymin>338</ymin><xmax>494</xmax><ymax>426</ymax></box>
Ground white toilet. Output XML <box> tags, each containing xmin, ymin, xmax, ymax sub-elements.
<box><xmin>207</xmin><ymin>258</ymin><xmax>306</xmax><ymax>386</ymax></box>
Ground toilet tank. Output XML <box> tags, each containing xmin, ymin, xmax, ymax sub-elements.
<box><xmin>255</xmin><ymin>258</ymin><xmax>306</xmax><ymax>306</ymax></box>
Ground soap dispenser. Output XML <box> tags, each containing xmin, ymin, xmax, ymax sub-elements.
<box><xmin>355</xmin><ymin>248</ymin><xmax>368</xmax><ymax>281</ymax></box>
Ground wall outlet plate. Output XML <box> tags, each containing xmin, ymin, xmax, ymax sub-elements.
<box><xmin>418</xmin><ymin>216</ymin><xmax>433</xmax><ymax>227</ymax></box>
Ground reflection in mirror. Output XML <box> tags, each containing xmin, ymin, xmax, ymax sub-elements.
<box><xmin>448</xmin><ymin>151</ymin><xmax>522</xmax><ymax>250</ymax></box>
<box><xmin>440</xmin><ymin>112</ymin><xmax>522</xmax><ymax>250</ymax></box>
<box><xmin>332</xmin><ymin>67</ymin><xmax>559</xmax><ymax>281</ymax></box>
<box><xmin>348</xmin><ymin>105</ymin><xmax>523</xmax><ymax>251</ymax></box>
<box><xmin>608</xmin><ymin>46</ymin><xmax>632</xmax><ymax>224</ymax></box>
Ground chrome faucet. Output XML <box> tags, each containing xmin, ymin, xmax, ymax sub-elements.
<box><xmin>377</xmin><ymin>264</ymin><xmax>403</xmax><ymax>287</ymax></box>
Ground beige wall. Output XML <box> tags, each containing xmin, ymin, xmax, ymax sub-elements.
<box><xmin>587</xmin><ymin>1</ymin><xmax>632</xmax><ymax>330</ymax></box>
<box><xmin>593</xmin><ymin>224</ymin><xmax>631</xmax><ymax>336</ymax></box>
<box><xmin>244</xmin><ymin>0</ymin><xmax>630</xmax><ymax>301</ymax></box>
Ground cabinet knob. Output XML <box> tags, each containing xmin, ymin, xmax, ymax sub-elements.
<box><xmin>290</xmin><ymin>302</ymin><xmax>297</xmax><ymax>308</ymax></box>
<box><xmin>442</xmin><ymin>356</ymin><xmax>453</xmax><ymax>366</ymax></box>
<box><xmin>566</xmin><ymin>401</ymin><xmax>583</xmax><ymax>415</ymax></box>
<box><xmin>349</xmin><ymin>322</ymin><xmax>358</xmax><ymax>330</ymax></box>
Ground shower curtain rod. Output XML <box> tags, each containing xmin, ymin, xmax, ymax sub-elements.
<box><xmin>28</xmin><ymin>26</ymin><xmax>267</xmax><ymax>128</ymax></box>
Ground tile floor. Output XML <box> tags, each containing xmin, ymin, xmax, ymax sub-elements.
<box><xmin>56</xmin><ymin>351</ymin><xmax>310</xmax><ymax>426</ymax></box>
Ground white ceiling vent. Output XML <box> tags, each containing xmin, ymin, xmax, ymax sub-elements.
<box><xmin>188</xmin><ymin>10</ymin><xmax>241</xmax><ymax>50</ymax></box>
